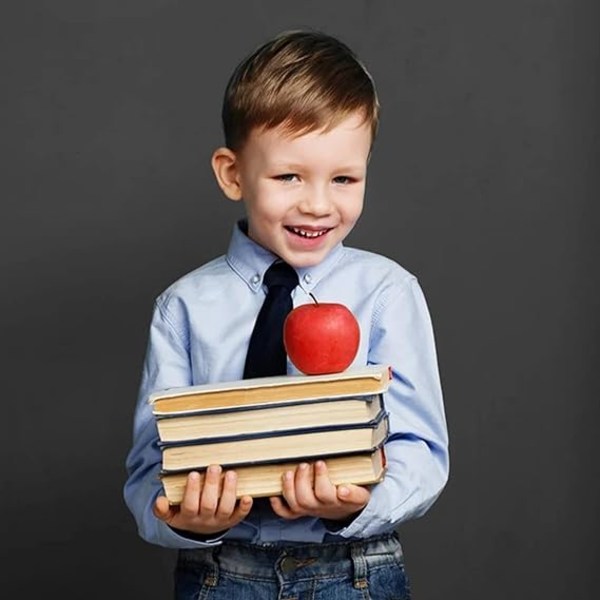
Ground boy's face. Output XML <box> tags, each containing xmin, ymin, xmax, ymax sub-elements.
<box><xmin>220</xmin><ymin>111</ymin><xmax>372</xmax><ymax>268</ymax></box>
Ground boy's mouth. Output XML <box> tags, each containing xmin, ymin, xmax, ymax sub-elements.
<box><xmin>285</xmin><ymin>226</ymin><xmax>332</xmax><ymax>238</ymax></box>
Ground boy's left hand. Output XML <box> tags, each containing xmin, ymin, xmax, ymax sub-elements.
<box><xmin>269</xmin><ymin>460</ymin><xmax>370</xmax><ymax>522</ymax></box>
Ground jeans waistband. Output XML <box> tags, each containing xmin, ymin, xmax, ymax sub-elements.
<box><xmin>177</xmin><ymin>533</ymin><xmax>402</xmax><ymax>583</ymax></box>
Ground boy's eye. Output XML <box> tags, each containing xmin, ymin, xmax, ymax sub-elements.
<box><xmin>333</xmin><ymin>176</ymin><xmax>354</xmax><ymax>185</ymax></box>
<box><xmin>274</xmin><ymin>174</ymin><xmax>299</xmax><ymax>182</ymax></box>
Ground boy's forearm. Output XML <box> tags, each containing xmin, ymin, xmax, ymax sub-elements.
<box><xmin>341</xmin><ymin>275</ymin><xmax>449</xmax><ymax>537</ymax></box>
<box><xmin>332</xmin><ymin>436</ymin><xmax>449</xmax><ymax>539</ymax></box>
<box><xmin>124</xmin><ymin>418</ymin><xmax>226</xmax><ymax>549</ymax></box>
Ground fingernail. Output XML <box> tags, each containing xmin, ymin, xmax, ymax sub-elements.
<box><xmin>188</xmin><ymin>471</ymin><xmax>199</xmax><ymax>481</ymax></box>
<box><xmin>300</xmin><ymin>463</ymin><xmax>308</xmax><ymax>471</ymax></box>
<box><xmin>339</xmin><ymin>486</ymin><xmax>349</xmax><ymax>497</ymax></box>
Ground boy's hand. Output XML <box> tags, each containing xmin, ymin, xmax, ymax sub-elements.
<box><xmin>153</xmin><ymin>465</ymin><xmax>253</xmax><ymax>536</ymax></box>
<box><xmin>269</xmin><ymin>460</ymin><xmax>370</xmax><ymax>522</ymax></box>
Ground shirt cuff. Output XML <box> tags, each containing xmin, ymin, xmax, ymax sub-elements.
<box><xmin>328</xmin><ymin>498</ymin><xmax>389</xmax><ymax>539</ymax></box>
<box><xmin>168</xmin><ymin>525</ymin><xmax>229</xmax><ymax>546</ymax></box>
<box><xmin>321</xmin><ymin>509</ymin><xmax>364</xmax><ymax>535</ymax></box>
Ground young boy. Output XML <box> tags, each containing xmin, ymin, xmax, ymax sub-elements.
<box><xmin>125</xmin><ymin>30</ymin><xmax>449</xmax><ymax>599</ymax></box>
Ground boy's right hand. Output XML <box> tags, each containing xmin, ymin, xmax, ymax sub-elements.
<box><xmin>153</xmin><ymin>465</ymin><xmax>253</xmax><ymax>536</ymax></box>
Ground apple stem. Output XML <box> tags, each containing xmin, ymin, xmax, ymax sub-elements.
<box><xmin>308</xmin><ymin>292</ymin><xmax>319</xmax><ymax>305</ymax></box>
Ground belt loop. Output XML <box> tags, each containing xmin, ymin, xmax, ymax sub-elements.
<box><xmin>350</xmin><ymin>542</ymin><xmax>368</xmax><ymax>590</ymax></box>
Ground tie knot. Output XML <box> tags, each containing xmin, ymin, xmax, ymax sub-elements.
<box><xmin>263</xmin><ymin>261</ymin><xmax>298</xmax><ymax>292</ymax></box>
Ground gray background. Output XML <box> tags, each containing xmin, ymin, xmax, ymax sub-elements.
<box><xmin>1</xmin><ymin>1</ymin><xmax>598</xmax><ymax>598</ymax></box>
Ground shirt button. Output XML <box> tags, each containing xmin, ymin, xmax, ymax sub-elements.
<box><xmin>251</xmin><ymin>274</ymin><xmax>260</xmax><ymax>285</ymax></box>
<box><xmin>303</xmin><ymin>273</ymin><xmax>312</xmax><ymax>284</ymax></box>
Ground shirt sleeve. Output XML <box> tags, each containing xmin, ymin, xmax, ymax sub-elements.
<box><xmin>335</xmin><ymin>276</ymin><xmax>450</xmax><ymax>538</ymax></box>
<box><xmin>123</xmin><ymin>296</ymin><xmax>226</xmax><ymax>548</ymax></box>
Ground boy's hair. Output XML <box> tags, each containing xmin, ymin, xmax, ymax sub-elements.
<box><xmin>222</xmin><ymin>30</ymin><xmax>380</xmax><ymax>150</ymax></box>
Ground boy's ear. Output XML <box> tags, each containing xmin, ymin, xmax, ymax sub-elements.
<box><xmin>211</xmin><ymin>147</ymin><xmax>243</xmax><ymax>201</ymax></box>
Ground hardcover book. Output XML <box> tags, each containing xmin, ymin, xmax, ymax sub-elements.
<box><xmin>160</xmin><ymin>447</ymin><xmax>387</xmax><ymax>503</ymax></box>
<box><xmin>149</xmin><ymin>364</ymin><xmax>392</xmax><ymax>415</ymax></box>
<box><xmin>160</xmin><ymin>409</ymin><xmax>389</xmax><ymax>472</ymax></box>
<box><xmin>155</xmin><ymin>393</ymin><xmax>384</xmax><ymax>443</ymax></box>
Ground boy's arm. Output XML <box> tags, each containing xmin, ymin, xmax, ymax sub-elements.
<box><xmin>123</xmin><ymin>297</ymin><xmax>231</xmax><ymax>548</ymax></box>
<box><xmin>329</xmin><ymin>276</ymin><xmax>450</xmax><ymax>538</ymax></box>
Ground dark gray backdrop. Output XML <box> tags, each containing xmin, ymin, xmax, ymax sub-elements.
<box><xmin>2</xmin><ymin>1</ymin><xmax>598</xmax><ymax>598</ymax></box>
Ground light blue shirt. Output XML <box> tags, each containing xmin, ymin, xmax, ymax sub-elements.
<box><xmin>124</xmin><ymin>221</ymin><xmax>449</xmax><ymax>548</ymax></box>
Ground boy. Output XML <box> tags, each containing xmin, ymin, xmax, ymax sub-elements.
<box><xmin>124</xmin><ymin>30</ymin><xmax>449</xmax><ymax>599</ymax></box>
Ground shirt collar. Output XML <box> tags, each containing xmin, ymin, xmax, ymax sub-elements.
<box><xmin>226</xmin><ymin>220</ymin><xmax>345</xmax><ymax>294</ymax></box>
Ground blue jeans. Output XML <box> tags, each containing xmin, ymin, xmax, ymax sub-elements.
<box><xmin>174</xmin><ymin>533</ymin><xmax>411</xmax><ymax>599</ymax></box>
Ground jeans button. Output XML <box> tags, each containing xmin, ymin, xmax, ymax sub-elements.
<box><xmin>280</xmin><ymin>556</ymin><xmax>297</xmax><ymax>573</ymax></box>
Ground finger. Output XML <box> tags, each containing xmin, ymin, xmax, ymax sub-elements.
<box><xmin>231</xmin><ymin>495</ymin><xmax>254</xmax><ymax>523</ymax></box>
<box><xmin>180</xmin><ymin>471</ymin><xmax>202</xmax><ymax>517</ymax></box>
<box><xmin>281</xmin><ymin>469</ymin><xmax>300</xmax><ymax>511</ymax></box>
<box><xmin>313</xmin><ymin>461</ymin><xmax>337</xmax><ymax>504</ymax></box>
<box><xmin>153</xmin><ymin>495</ymin><xmax>176</xmax><ymax>522</ymax></box>
<box><xmin>337</xmin><ymin>484</ymin><xmax>371</xmax><ymax>509</ymax></box>
<box><xmin>200</xmin><ymin>465</ymin><xmax>222</xmax><ymax>514</ymax></box>
<box><xmin>216</xmin><ymin>470</ymin><xmax>238</xmax><ymax>518</ymax></box>
<box><xmin>294</xmin><ymin>463</ymin><xmax>318</xmax><ymax>509</ymax></box>
<box><xmin>269</xmin><ymin>495</ymin><xmax>297</xmax><ymax>519</ymax></box>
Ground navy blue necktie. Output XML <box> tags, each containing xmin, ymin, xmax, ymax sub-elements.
<box><xmin>243</xmin><ymin>261</ymin><xmax>299</xmax><ymax>379</ymax></box>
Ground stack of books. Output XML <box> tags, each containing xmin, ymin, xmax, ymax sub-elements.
<box><xmin>149</xmin><ymin>364</ymin><xmax>392</xmax><ymax>504</ymax></box>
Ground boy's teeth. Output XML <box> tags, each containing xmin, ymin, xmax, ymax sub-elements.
<box><xmin>290</xmin><ymin>227</ymin><xmax>327</xmax><ymax>238</ymax></box>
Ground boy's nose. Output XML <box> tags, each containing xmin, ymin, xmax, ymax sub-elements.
<box><xmin>298</xmin><ymin>186</ymin><xmax>332</xmax><ymax>216</ymax></box>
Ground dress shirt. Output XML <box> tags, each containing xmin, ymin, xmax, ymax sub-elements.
<box><xmin>124</xmin><ymin>221</ymin><xmax>449</xmax><ymax>548</ymax></box>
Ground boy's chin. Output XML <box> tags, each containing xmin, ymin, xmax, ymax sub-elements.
<box><xmin>276</xmin><ymin>251</ymin><xmax>328</xmax><ymax>269</ymax></box>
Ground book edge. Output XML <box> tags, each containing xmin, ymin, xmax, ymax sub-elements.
<box><xmin>148</xmin><ymin>364</ymin><xmax>391</xmax><ymax>404</ymax></box>
<box><xmin>160</xmin><ymin>416</ymin><xmax>389</xmax><ymax>472</ymax></box>
<box><xmin>153</xmin><ymin>393</ymin><xmax>381</xmax><ymax>419</ymax></box>
<box><xmin>159</xmin><ymin>443</ymin><xmax>388</xmax><ymax>476</ymax></box>
<box><xmin>160</xmin><ymin>448</ymin><xmax>387</xmax><ymax>503</ymax></box>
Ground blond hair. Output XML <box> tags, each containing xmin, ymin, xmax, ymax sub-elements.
<box><xmin>221</xmin><ymin>30</ymin><xmax>380</xmax><ymax>150</ymax></box>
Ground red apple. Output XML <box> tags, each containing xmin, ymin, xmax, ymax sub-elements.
<box><xmin>283</xmin><ymin>296</ymin><xmax>360</xmax><ymax>375</ymax></box>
